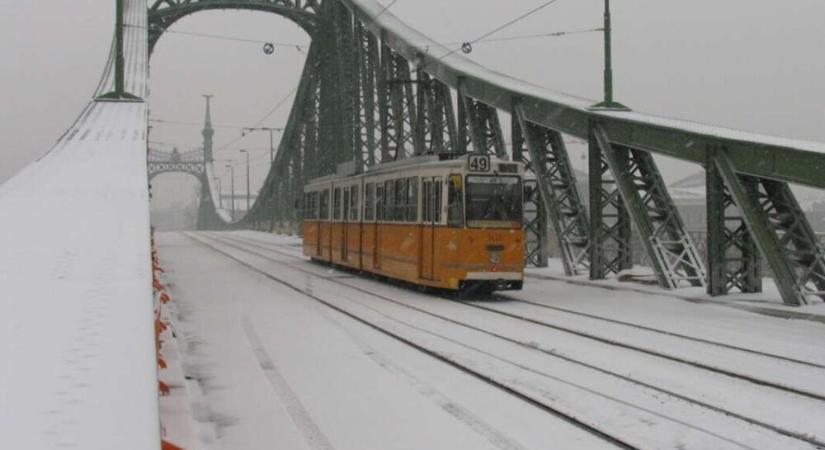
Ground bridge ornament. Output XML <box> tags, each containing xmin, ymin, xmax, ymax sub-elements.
<box><xmin>145</xmin><ymin>0</ymin><xmax>825</xmax><ymax>306</ymax></box>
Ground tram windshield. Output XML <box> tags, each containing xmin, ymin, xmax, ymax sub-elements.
<box><xmin>465</xmin><ymin>175</ymin><xmax>523</xmax><ymax>228</ymax></box>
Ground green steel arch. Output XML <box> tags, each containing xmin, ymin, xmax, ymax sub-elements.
<box><xmin>148</xmin><ymin>0</ymin><xmax>321</xmax><ymax>53</ymax></box>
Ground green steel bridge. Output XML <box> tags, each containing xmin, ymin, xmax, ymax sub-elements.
<box><xmin>138</xmin><ymin>0</ymin><xmax>825</xmax><ymax>307</ymax></box>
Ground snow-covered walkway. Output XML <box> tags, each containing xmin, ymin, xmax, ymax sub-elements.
<box><xmin>158</xmin><ymin>231</ymin><xmax>825</xmax><ymax>450</ymax></box>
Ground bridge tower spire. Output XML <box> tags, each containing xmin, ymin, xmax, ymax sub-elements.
<box><xmin>202</xmin><ymin>94</ymin><xmax>215</xmax><ymax>162</ymax></box>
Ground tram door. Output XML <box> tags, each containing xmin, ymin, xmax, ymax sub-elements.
<box><xmin>342</xmin><ymin>188</ymin><xmax>350</xmax><ymax>263</ymax></box>
<box><xmin>420</xmin><ymin>177</ymin><xmax>441</xmax><ymax>280</ymax></box>
<box><xmin>374</xmin><ymin>184</ymin><xmax>383</xmax><ymax>270</ymax></box>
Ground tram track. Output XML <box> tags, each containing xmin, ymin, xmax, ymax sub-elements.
<box><xmin>186</xmin><ymin>232</ymin><xmax>641</xmax><ymax>450</ymax></box>
<box><xmin>229</xmin><ymin>232</ymin><xmax>825</xmax><ymax>396</ymax></box>
<box><xmin>488</xmin><ymin>292</ymin><xmax>825</xmax><ymax>370</ymax></box>
<box><xmin>198</xmin><ymin>231</ymin><xmax>825</xmax><ymax>449</ymax></box>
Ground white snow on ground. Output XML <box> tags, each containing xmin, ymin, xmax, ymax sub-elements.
<box><xmin>158</xmin><ymin>232</ymin><xmax>610</xmax><ymax>450</ymax></box>
<box><xmin>159</xmin><ymin>231</ymin><xmax>825</xmax><ymax>450</ymax></box>
<box><xmin>0</xmin><ymin>1</ymin><xmax>158</xmax><ymax>449</ymax></box>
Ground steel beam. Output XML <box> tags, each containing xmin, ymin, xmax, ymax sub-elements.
<box><xmin>457</xmin><ymin>81</ymin><xmax>506</xmax><ymax>158</ymax></box>
<box><xmin>712</xmin><ymin>149</ymin><xmax>825</xmax><ymax>305</ymax></box>
<box><xmin>706</xmin><ymin>146</ymin><xmax>762</xmax><ymax>295</ymax></box>
<box><xmin>588</xmin><ymin>123</ymin><xmax>633</xmax><ymax>279</ymax></box>
<box><xmin>514</xmin><ymin>105</ymin><xmax>590</xmax><ymax>274</ymax></box>
<box><xmin>592</xmin><ymin>124</ymin><xmax>705</xmax><ymax>288</ymax></box>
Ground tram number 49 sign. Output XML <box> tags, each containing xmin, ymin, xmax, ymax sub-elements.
<box><xmin>468</xmin><ymin>155</ymin><xmax>491</xmax><ymax>172</ymax></box>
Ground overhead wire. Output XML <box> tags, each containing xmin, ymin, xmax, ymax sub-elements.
<box><xmin>434</xmin><ymin>0</ymin><xmax>564</xmax><ymax>62</ymax></box>
<box><xmin>214</xmin><ymin>85</ymin><xmax>299</xmax><ymax>153</ymax></box>
<box><xmin>125</xmin><ymin>24</ymin><xmax>307</xmax><ymax>52</ymax></box>
<box><xmin>437</xmin><ymin>27</ymin><xmax>602</xmax><ymax>47</ymax></box>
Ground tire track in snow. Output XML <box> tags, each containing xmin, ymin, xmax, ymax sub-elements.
<box><xmin>211</xmin><ymin>232</ymin><xmax>825</xmax><ymax>449</ymax></box>
<box><xmin>321</xmin><ymin>307</ymin><xmax>529</xmax><ymax>450</ymax></box>
<box><xmin>240</xmin><ymin>316</ymin><xmax>336</xmax><ymax>450</ymax></box>
<box><xmin>189</xmin><ymin>232</ymin><xmax>638</xmax><ymax>450</ymax></box>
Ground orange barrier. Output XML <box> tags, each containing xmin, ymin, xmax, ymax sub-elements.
<box><xmin>151</xmin><ymin>229</ymin><xmax>186</xmax><ymax>449</ymax></box>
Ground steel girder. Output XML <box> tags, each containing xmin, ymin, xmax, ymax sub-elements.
<box><xmin>592</xmin><ymin>124</ymin><xmax>706</xmax><ymax>288</ymax></box>
<box><xmin>589</xmin><ymin>124</ymin><xmax>633</xmax><ymax>279</ymax></box>
<box><xmin>712</xmin><ymin>149</ymin><xmax>825</xmax><ymax>305</ymax></box>
<box><xmin>706</xmin><ymin>147</ymin><xmax>762</xmax><ymax>295</ymax></box>
<box><xmin>514</xmin><ymin>105</ymin><xmax>590</xmax><ymax>274</ymax></box>
<box><xmin>512</xmin><ymin>113</ymin><xmax>548</xmax><ymax>268</ymax></box>
<box><xmin>457</xmin><ymin>81</ymin><xmax>506</xmax><ymax>158</ymax></box>
<box><xmin>415</xmin><ymin>71</ymin><xmax>458</xmax><ymax>156</ymax></box>
<box><xmin>381</xmin><ymin>48</ymin><xmax>418</xmax><ymax>160</ymax></box>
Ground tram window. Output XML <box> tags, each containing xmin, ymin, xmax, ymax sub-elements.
<box><xmin>433</xmin><ymin>182</ymin><xmax>442</xmax><ymax>223</ymax></box>
<box><xmin>406</xmin><ymin>177</ymin><xmax>418</xmax><ymax>222</ymax></box>
<box><xmin>447</xmin><ymin>175</ymin><xmax>464</xmax><ymax>228</ymax></box>
<box><xmin>465</xmin><ymin>175</ymin><xmax>523</xmax><ymax>228</ymax></box>
<box><xmin>376</xmin><ymin>185</ymin><xmax>384</xmax><ymax>221</ymax></box>
<box><xmin>394</xmin><ymin>179</ymin><xmax>406</xmax><ymax>221</ymax></box>
<box><xmin>319</xmin><ymin>189</ymin><xmax>329</xmax><ymax>220</ymax></box>
<box><xmin>310</xmin><ymin>192</ymin><xmax>318</xmax><ymax>220</ymax></box>
<box><xmin>364</xmin><ymin>183</ymin><xmax>375</xmax><ymax>221</ymax></box>
<box><xmin>384</xmin><ymin>180</ymin><xmax>394</xmax><ymax>222</ymax></box>
<box><xmin>343</xmin><ymin>188</ymin><xmax>350</xmax><ymax>223</ymax></box>
<box><xmin>333</xmin><ymin>188</ymin><xmax>342</xmax><ymax>221</ymax></box>
<box><xmin>350</xmin><ymin>185</ymin><xmax>359</xmax><ymax>221</ymax></box>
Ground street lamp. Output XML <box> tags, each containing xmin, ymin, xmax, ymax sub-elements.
<box><xmin>591</xmin><ymin>0</ymin><xmax>629</xmax><ymax>111</ymax></box>
<box><xmin>225</xmin><ymin>164</ymin><xmax>235</xmax><ymax>221</ymax></box>
<box><xmin>242</xmin><ymin>127</ymin><xmax>282</xmax><ymax>163</ymax></box>
<box><xmin>239</xmin><ymin>149</ymin><xmax>251</xmax><ymax>213</ymax></box>
<box><xmin>215</xmin><ymin>177</ymin><xmax>222</xmax><ymax>209</ymax></box>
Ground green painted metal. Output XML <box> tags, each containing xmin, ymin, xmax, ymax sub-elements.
<box><xmin>457</xmin><ymin>80</ymin><xmax>506</xmax><ymax>159</ymax></box>
<box><xmin>593</xmin><ymin>124</ymin><xmax>705</xmax><ymax>288</ymax></box>
<box><xmin>705</xmin><ymin>146</ymin><xmax>762</xmax><ymax>295</ymax></box>
<box><xmin>97</xmin><ymin>0</ymin><xmax>141</xmax><ymax>101</ymax></box>
<box><xmin>515</xmin><ymin>104</ymin><xmax>589</xmax><ymax>274</ymax></box>
<box><xmin>511</xmin><ymin>110</ymin><xmax>549</xmax><ymax>268</ymax></box>
<box><xmin>588</xmin><ymin>121</ymin><xmax>633</xmax><ymax>279</ymax></box>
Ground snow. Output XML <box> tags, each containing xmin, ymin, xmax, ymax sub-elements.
<box><xmin>0</xmin><ymin>1</ymin><xmax>158</xmax><ymax>449</ymax></box>
<box><xmin>158</xmin><ymin>231</ymin><xmax>825</xmax><ymax>450</ymax></box>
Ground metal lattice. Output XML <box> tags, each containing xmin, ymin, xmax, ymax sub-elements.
<box><xmin>593</xmin><ymin>124</ymin><xmax>705</xmax><ymax>288</ymax></box>
<box><xmin>514</xmin><ymin>106</ymin><xmax>590</xmax><ymax>274</ymax></box>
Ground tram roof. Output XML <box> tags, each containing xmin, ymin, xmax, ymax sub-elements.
<box><xmin>306</xmin><ymin>154</ymin><xmax>519</xmax><ymax>187</ymax></box>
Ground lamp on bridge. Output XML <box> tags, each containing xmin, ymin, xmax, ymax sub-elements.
<box><xmin>239</xmin><ymin>149</ymin><xmax>251</xmax><ymax>213</ymax></box>
<box><xmin>225</xmin><ymin>164</ymin><xmax>236</xmax><ymax>221</ymax></box>
<box><xmin>590</xmin><ymin>0</ymin><xmax>630</xmax><ymax>111</ymax></box>
<box><xmin>242</xmin><ymin>127</ymin><xmax>282</xmax><ymax>164</ymax></box>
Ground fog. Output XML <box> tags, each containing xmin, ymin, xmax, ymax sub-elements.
<box><xmin>1</xmin><ymin>0</ymin><xmax>824</xmax><ymax>210</ymax></box>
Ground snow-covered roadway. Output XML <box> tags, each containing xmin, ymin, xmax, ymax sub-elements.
<box><xmin>157</xmin><ymin>231</ymin><xmax>825</xmax><ymax>450</ymax></box>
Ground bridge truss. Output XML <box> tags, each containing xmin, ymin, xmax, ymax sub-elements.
<box><xmin>145</xmin><ymin>0</ymin><xmax>825</xmax><ymax>306</ymax></box>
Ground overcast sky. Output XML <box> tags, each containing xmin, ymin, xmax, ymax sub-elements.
<box><xmin>1</xmin><ymin>0</ymin><xmax>824</xmax><ymax>209</ymax></box>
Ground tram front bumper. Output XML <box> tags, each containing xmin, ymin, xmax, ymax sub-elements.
<box><xmin>463</xmin><ymin>272</ymin><xmax>523</xmax><ymax>291</ymax></box>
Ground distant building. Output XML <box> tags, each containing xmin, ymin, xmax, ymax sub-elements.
<box><xmin>668</xmin><ymin>172</ymin><xmax>706</xmax><ymax>231</ymax></box>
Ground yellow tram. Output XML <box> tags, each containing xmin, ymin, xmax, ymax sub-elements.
<box><xmin>301</xmin><ymin>154</ymin><xmax>526</xmax><ymax>292</ymax></box>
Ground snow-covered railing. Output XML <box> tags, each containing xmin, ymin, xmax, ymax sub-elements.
<box><xmin>0</xmin><ymin>1</ymin><xmax>160</xmax><ymax>449</ymax></box>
